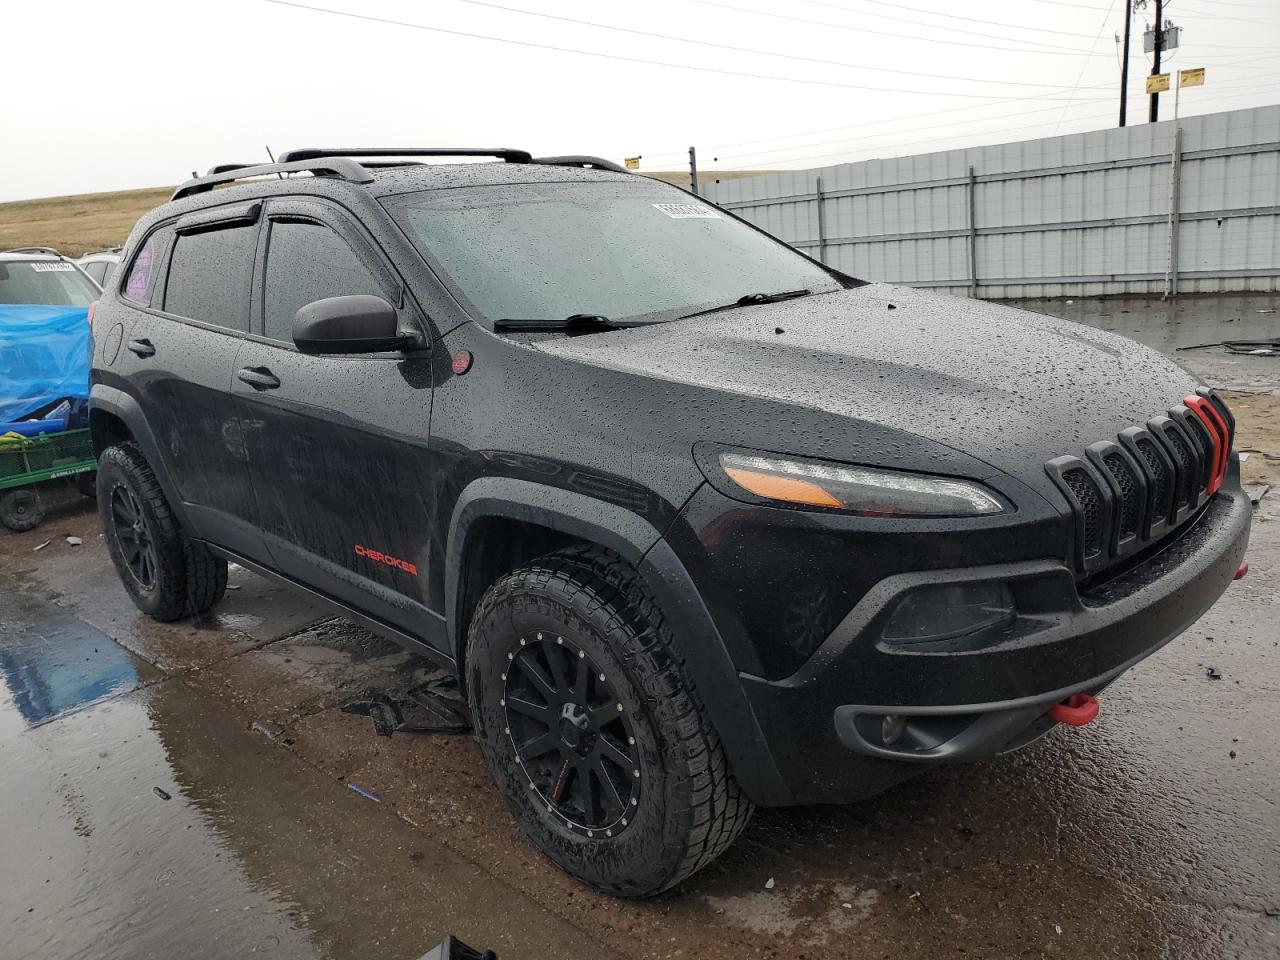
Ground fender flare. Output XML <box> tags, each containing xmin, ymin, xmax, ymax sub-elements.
<box><xmin>89</xmin><ymin>384</ymin><xmax>192</xmax><ymax>529</ymax></box>
<box><xmin>445</xmin><ymin>476</ymin><xmax>792</xmax><ymax>806</ymax></box>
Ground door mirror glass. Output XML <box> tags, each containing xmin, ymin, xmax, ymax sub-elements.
<box><xmin>292</xmin><ymin>295</ymin><xmax>403</xmax><ymax>354</ymax></box>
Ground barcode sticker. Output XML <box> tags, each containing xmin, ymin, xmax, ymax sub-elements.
<box><xmin>652</xmin><ymin>203</ymin><xmax>720</xmax><ymax>220</ymax></box>
<box><xmin>30</xmin><ymin>262</ymin><xmax>75</xmax><ymax>272</ymax></box>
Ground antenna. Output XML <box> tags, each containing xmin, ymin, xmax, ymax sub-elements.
<box><xmin>266</xmin><ymin>145</ymin><xmax>285</xmax><ymax>180</ymax></box>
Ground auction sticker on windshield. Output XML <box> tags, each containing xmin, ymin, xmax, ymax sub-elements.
<box><xmin>652</xmin><ymin>203</ymin><xmax>720</xmax><ymax>219</ymax></box>
<box><xmin>31</xmin><ymin>262</ymin><xmax>76</xmax><ymax>272</ymax></box>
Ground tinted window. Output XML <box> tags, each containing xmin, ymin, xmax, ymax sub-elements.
<box><xmin>102</xmin><ymin>261</ymin><xmax>117</xmax><ymax>285</ymax></box>
<box><xmin>385</xmin><ymin>181</ymin><xmax>840</xmax><ymax>324</ymax></box>
<box><xmin>163</xmin><ymin>225</ymin><xmax>256</xmax><ymax>331</ymax></box>
<box><xmin>263</xmin><ymin>220</ymin><xmax>383</xmax><ymax>343</ymax></box>
<box><xmin>84</xmin><ymin>261</ymin><xmax>108</xmax><ymax>284</ymax></box>
<box><xmin>121</xmin><ymin>232</ymin><xmax>164</xmax><ymax>305</ymax></box>
<box><xmin>0</xmin><ymin>260</ymin><xmax>98</xmax><ymax>306</ymax></box>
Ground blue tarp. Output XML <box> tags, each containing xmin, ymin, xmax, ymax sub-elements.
<box><xmin>0</xmin><ymin>305</ymin><xmax>91</xmax><ymax>424</ymax></box>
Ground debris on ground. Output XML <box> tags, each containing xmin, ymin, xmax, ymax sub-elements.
<box><xmin>1245</xmin><ymin>484</ymin><xmax>1271</xmax><ymax>506</ymax></box>
<box><xmin>764</xmin><ymin>877</ymin><xmax>775</xmax><ymax>890</ymax></box>
<box><xmin>1206</xmin><ymin>667</ymin><xmax>1223</xmax><ymax>680</ymax></box>
<box><xmin>346</xmin><ymin>783</ymin><xmax>381</xmax><ymax>802</ymax></box>
<box><xmin>342</xmin><ymin>675</ymin><xmax>471</xmax><ymax>737</ymax></box>
<box><xmin>153</xmin><ymin>787</ymin><xmax>171</xmax><ymax>801</ymax></box>
<box><xmin>64</xmin><ymin>536</ymin><xmax>82</xmax><ymax>546</ymax></box>
<box><xmin>32</xmin><ymin>540</ymin><xmax>50</xmax><ymax>551</ymax></box>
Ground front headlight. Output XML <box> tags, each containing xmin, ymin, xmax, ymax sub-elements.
<box><xmin>715</xmin><ymin>452</ymin><xmax>1006</xmax><ymax>517</ymax></box>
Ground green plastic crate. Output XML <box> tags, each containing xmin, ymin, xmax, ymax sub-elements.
<box><xmin>0</xmin><ymin>428</ymin><xmax>97</xmax><ymax>491</ymax></box>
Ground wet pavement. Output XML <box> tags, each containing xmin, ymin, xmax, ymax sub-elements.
<box><xmin>2</xmin><ymin>297</ymin><xmax>1279</xmax><ymax>960</ymax></box>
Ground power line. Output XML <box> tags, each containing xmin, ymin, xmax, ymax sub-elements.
<box><xmin>798</xmin><ymin>0</ymin><xmax>1107</xmax><ymax>40</ymax></box>
<box><xmin>640</xmin><ymin>81</ymin><xmax>1121</xmax><ymax>162</ymax></box>
<box><xmin>263</xmin><ymin>0</ymin><xmax>1105</xmax><ymax>98</ymax></box>
<box><xmin>1054</xmin><ymin>0</ymin><xmax>1119</xmax><ymax>132</ymax></box>
<box><xmin>443</xmin><ymin>0</ymin><xmax>1089</xmax><ymax>90</ymax></box>
<box><xmin>691</xmin><ymin>0</ymin><xmax>1120</xmax><ymax>57</ymax></box>
<box><xmin>716</xmin><ymin>81</ymin><xmax>1280</xmax><ymax>168</ymax></box>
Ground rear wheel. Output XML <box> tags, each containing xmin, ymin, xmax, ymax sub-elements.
<box><xmin>467</xmin><ymin>546</ymin><xmax>752</xmax><ymax>897</ymax></box>
<box><xmin>0</xmin><ymin>488</ymin><xmax>45</xmax><ymax>532</ymax></box>
<box><xmin>97</xmin><ymin>443</ymin><xmax>228</xmax><ymax>622</ymax></box>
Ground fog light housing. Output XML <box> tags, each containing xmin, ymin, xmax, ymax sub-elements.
<box><xmin>881</xmin><ymin>715</ymin><xmax>906</xmax><ymax>746</ymax></box>
<box><xmin>882</xmin><ymin>581</ymin><xmax>1016</xmax><ymax>645</ymax></box>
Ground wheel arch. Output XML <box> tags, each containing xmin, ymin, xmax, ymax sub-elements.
<box><xmin>89</xmin><ymin>385</ymin><xmax>191</xmax><ymax>529</ymax></box>
<box><xmin>446</xmin><ymin>477</ymin><xmax>792</xmax><ymax>806</ymax></box>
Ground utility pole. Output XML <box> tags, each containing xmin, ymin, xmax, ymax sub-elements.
<box><xmin>1149</xmin><ymin>0</ymin><xmax>1164</xmax><ymax>123</ymax></box>
<box><xmin>688</xmin><ymin>146</ymin><xmax>700</xmax><ymax>196</ymax></box>
<box><xmin>1118</xmin><ymin>0</ymin><xmax>1133</xmax><ymax>127</ymax></box>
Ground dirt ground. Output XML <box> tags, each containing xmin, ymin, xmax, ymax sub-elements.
<box><xmin>2</xmin><ymin>297</ymin><xmax>1279</xmax><ymax>959</ymax></box>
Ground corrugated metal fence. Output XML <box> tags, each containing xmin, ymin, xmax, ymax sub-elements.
<box><xmin>701</xmin><ymin>105</ymin><xmax>1280</xmax><ymax>298</ymax></box>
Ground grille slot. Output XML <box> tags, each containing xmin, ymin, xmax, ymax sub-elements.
<box><xmin>1134</xmin><ymin>437</ymin><xmax>1172</xmax><ymax>525</ymax></box>
<box><xmin>1102</xmin><ymin>452</ymin><xmax>1140</xmax><ymax>540</ymax></box>
<box><xmin>1163</xmin><ymin>427</ymin><xmax>1196</xmax><ymax>509</ymax></box>
<box><xmin>1062</xmin><ymin>467</ymin><xmax>1104</xmax><ymax>560</ymax></box>
<box><xmin>1184</xmin><ymin>416</ymin><xmax>1216</xmax><ymax>491</ymax></box>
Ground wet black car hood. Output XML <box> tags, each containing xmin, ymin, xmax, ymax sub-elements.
<box><xmin>534</xmin><ymin>283</ymin><xmax>1199</xmax><ymax>497</ymax></box>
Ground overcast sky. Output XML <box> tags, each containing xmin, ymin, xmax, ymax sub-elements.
<box><xmin>3</xmin><ymin>0</ymin><xmax>1279</xmax><ymax>202</ymax></box>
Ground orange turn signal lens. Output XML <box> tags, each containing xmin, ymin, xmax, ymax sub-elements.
<box><xmin>722</xmin><ymin>466</ymin><xmax>843</xmax><ymax>509</ymax></box>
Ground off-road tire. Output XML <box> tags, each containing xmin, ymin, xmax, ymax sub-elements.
<box><xmin>0</xmin><ymin>488</ymin><xmax>45</xmax><ymax>532</ymax></box>
<box><xmin>466</xmin><ymin>545</ymin><xmax>752</xmax><ymax>897</ymax></box>
<box><xmin>97</xmin><ymin>442</ymin><xmax>228</xmax><ymax>622</ymax></box>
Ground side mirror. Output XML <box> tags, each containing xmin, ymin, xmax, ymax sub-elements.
<box><xmin>292</xmin><ymin>295</ymin><xmax>405</xmax><ymax>354</ymax></box>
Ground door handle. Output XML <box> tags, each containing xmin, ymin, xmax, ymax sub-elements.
<box><xmin>126</xmin><ymin>338</ymin><xmax>155</xmax><ymax>358</ymax></box>
<box><xmin>236</xmin><ymin>366</ymin><xmax>281</xmax><ymax>390</ymax></box>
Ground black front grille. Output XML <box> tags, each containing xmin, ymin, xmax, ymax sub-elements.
<box><xmin>1102</xmin><ymin>452</ymin><xmax>1139</xmax><ymax>540</ymax></box>
<box><xmin>1062</xmin><ymin>466</ymin><xmax>1104</xmax><ymax>560</ymax></box>
<box><xmin>1163</xmin><ymin>426</ymin><xmax>1196</xmax><ymax>509</ymax></box>
<box><xmin>1134</xmin><ymin>436</ymin><xmax>1172</xmax><ymax>524</ymax></box>
<box><xmin>1047</xmin><ymin>392</ymin><xmax>1234</xmax><ymax>575</ymax></box>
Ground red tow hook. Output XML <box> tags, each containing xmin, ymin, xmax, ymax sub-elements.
<box><xmin>1235</xmin><ymin>562</ymin><xmax>1249</xmax><ymax>581</ymax></box>
<box><xmin>1049</xmin><ymin>693</ymin><xmax>1099</xmax><ymax>727</ymax></box>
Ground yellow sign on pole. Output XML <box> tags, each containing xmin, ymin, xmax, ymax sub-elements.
<box><xmin>624</xmin><ymin>156</ymin><xmax>641</xmax><ymax>170</ymax></box>
<box><xmin>1179</xmin><ymin>68</ymin><xmax>1205</xmax><ymax>88</ymax></box>
<box><xmin>1146</xmin><ymin>73</ymin><xmax>1170</xmax><ymax>94</ymax></box>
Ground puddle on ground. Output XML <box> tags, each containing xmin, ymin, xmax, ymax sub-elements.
<box><xmin>0</xmin><ymin>588</ymin><xmax>148</xmax><ymax>726</ymax></box>
<box><xmin>0</xmin><ymin>586</ymin><xmax>613</xmax><ymax>960</ymax></box>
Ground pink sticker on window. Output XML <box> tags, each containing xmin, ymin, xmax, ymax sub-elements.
<box><xmin>125</xmin><ymin>238</ymin><xmax>155</xmax><ymax>302</ymax></box>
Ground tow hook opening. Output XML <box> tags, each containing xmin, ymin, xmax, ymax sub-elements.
<box><xmin>1048</xmin><ymin>692</ymin><xmax>1099</xmax><ymax>726</ymax></box>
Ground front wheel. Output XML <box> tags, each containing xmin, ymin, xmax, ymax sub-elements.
<box><xmin>466</xmin><ymin>546</ymin><xmax>752</xmax><ymax>897</ymax></box>
<box><xmin>97</xmin><ymin>443</ymin><xmax>228</xmax><ymax>622</ymax></box>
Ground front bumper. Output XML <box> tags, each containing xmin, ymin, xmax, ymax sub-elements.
<box><xmin>735</xmin><ymin>484</ymin><xmax>1252</xmax><ymax>805</ymax></box>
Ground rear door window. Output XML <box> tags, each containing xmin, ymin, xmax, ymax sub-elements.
<box><xmin>83</xmin><ymin>261</ymin><xmax>108</xmax><ymax>285</ymax></box>
<box><xmin>262</xmin><ymin>220</ymin><xmax>383</xmax><ymax>343</ymax></box>
<box><xmin>163</xmin><ymin>225</ymin><xmax>257</xmax><ymax>332</ymax></box>
<box><xmin>120</xmin><ymin>231</ymin><xmax>168</xmax><ymax>306</ymax></box>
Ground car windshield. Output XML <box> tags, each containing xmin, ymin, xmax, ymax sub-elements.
<box><xmin>0</xmin><ymin>260</ymin><xmax>98</xmax><ymax>307</ymax></box>
<box><xmin>384</xmin><ymin>181</ymin><xmax>843</xmax><ymax>325</ymax></box>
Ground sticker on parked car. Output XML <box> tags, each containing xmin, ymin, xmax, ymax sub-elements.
<box><xmin>652</xmin><ymin>203</ymin><xmax>720</xmax><ymax>219</ymax></box>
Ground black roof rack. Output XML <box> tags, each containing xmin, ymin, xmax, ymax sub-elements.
<box><xmin>2</xmin><ymin>246</ymin><xmax>64</xmax><ymax>257</ymax></box>
<box><xmin>533</xmin><ymin>155</ymin><xmax>630</xmax><ymax>174</ymax></box>
<box><xmin>171</xmin><ymin>157</ymin><xmax>375</xmax><ymax>201</ymax></box>
<box><xmin>277</xmin><ymin>147</ymin><xmax>533</xmax><ymax>164</ymax></box>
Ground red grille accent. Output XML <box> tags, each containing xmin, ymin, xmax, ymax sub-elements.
<box><xmin>1185</xmin><ymin>394</ymin><xmax>1229</xmax><ymax>495</ymax></box>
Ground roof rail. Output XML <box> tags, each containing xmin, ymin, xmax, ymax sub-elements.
<box><xmin>3</xmin><ymin>246</ymin><xmax>64</xmax><ymax>257</ymax></box>
<box><xmin>171</xmin><ymin>157</ymin><xmax>375</xmax><ymax>201</ymax></box>
<box><xmin>278</xmin><ymin>147</ymin><xmax>533</xmax><ymax>164</ymax></box>
<box><xmin>534</xmin><ymin>155</ymin><xmax>630</xmax><ymax>174</ymax></box>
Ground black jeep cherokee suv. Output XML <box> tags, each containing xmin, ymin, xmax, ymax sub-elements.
<box><xmin>90</xmin><ymin>148</ymin><xmax>1251</xmax><ymax>897</ymax></box>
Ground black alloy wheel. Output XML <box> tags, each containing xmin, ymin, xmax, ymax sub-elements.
<box><xmin>504</xmin><ymin>631</ymin><xmax>640</xmax><ymax>837</ymax></box>
<box><xmin>109</xmin><ymin>483</ymin><xmax>158</xmax><ymax>590</ymax></box>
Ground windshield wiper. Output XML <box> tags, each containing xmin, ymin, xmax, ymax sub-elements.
<box><xmin>678</xmin><ymin>288</ymin><xmax>812</xmax><ymax>320</ymax></box>
<box><xmin>494</xmin><ymin>314</ymin><xmax>619</xmax><ymax>333</ymax></box>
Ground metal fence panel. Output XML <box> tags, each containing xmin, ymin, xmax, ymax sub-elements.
<box><xmin>702</xmin><ymin>105</ymin><xmax>1280</xmax><ymax>298</ymax></box>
